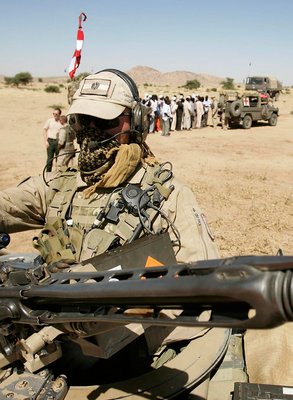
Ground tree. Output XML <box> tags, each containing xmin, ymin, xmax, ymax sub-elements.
<box><xmin>4</xmin><ymin>72</ymin><xmax>33</xmax><ymax>87</ymax></box>
<box><xmin>221</xmin><ymin>78</ymin><xmax>235</xmax><ymax>90</ymax></box>
<box><xmin>182</xmin><ymin>79</ymin><xmax>201</xmax><ymax>90</ymax></box>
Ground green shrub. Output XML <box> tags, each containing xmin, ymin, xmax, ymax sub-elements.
<box><xmin>38</xmin><ymin>78</ymin><xmax>43</xmax><ymax>83</ymax></box>
<box><xmin>67</xmin><ymin>72</ymin><xmax>90</xmax><ymax>84</ymax></box>
<box><xmin>221</xmin><ymin>78</ymin><xmax>235</xmax><ymax>90</ymax></box>
<box><xmin>4</xmin><ymin>72</ymin><xmax>33</xmax><ymax>87</ymax></box>
<box><xmin>211</xmin><ymin>88</ymin><xmax>217</xmax><ymax>92</ymax></box>
<box><xmin>182</xmin><ymin>79</ymin><xmax>201</xmax><ymax>90</ymax></box>
<box><xmin>44</xmin><ymin>85</ymin><xmax>61</xmax><ymax>93</ymax></box>
<box><xmin>4</xmin><ymin>77</ymin><xmax>14</xmax><ymax>85</ymax></box>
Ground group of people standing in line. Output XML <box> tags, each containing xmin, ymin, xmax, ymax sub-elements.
<box><xmin>142</xmin><ymin>93</ymin><xmax>221</xmax><ymax>137</ymax></box>
<box><xmin>43</xmin><ymin>93</ymin><xmax>222</xmax><ymax>172</ymax></box>
<box><xmin>43</xmin><ymin>108</ymin><xmax>76</xmax><ymax>172</ymax></box>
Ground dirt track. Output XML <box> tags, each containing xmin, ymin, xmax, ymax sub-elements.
<box><xmin>0</xmin><ymin>85</ymin><xmax>292</xmax><ymax>257</ymax></box>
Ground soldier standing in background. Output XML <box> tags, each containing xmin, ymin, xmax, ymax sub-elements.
<box><xmin>57</xmin><ymin>115</ymin><xmax>76</xmax><ymax>168</ymax></box>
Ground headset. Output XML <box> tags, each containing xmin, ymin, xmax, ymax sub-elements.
<box><xmin>99</xmin><ymin>68</ymin><xmax>149</xmax><ymax>143</ymax></box>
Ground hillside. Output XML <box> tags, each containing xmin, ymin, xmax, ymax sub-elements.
<box><xmin>126</xmin><ymin>66</ymin><xmax>224</xmax><ymax>88</ymax></box>
<box><xmin>0</xmin><ymin>66</ymin><xmax>225</xmax><ymax>89</ymax></box>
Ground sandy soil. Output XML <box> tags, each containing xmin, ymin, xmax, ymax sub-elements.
<box><xmin>0</xmin><ymin>82</ymin><xmax>293</xmax><ymax>388</ymax></box>
<box><xmin>0</xmin><ymin>84</ymin><xmax>291</xmax><ymax>257</ymax></box>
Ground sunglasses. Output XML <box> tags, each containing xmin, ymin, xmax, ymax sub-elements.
<box><xmin>76</xmin><ymin>112</ymin><xmax>131</xmax><ymax>130</ymax></box>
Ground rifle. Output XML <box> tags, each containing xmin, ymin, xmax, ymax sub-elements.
<box><xmin>0</xmin><ymin>254</ymin><xmax>292</xmax><ymax>330</ymax></box>
<box><xmin>0</xmin><ymin>252</ymin><xmax>292</xmax><ymax>399</ymax></box>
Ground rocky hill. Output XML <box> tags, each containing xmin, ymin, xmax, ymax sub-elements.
<box><xmin>126</xmin><ymin>66</ymin><xmax>224</xmax><ymax>88</ymax></box>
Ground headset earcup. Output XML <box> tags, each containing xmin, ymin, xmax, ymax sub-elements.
<box><xmin>97</xmin><ymin>68</ymin><xmax>148</xmax><ymax>141</ymax></box>
<box><xmin>131</xmin><ymin>103</ymin><xmax>141</xmax><ymax>132</ymax></box>
<box><xmin>132</xmin><ymin>103</ymin><xmax>149</xmax><ymax>142</ymax></box>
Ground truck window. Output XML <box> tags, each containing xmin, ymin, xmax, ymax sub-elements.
<box><xmin>246</xmin><ymin>77</ymin><xmax>264</xmax><ymax>85</ymax></box>
<box><xmin>249</xmin><ymin>97</ymin><xmax>258</xmax><ymax>107</ymax></box>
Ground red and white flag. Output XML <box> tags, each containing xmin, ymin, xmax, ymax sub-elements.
<box><xmin>68</xmin><ymin>13</ymin><xmax>87</xmax><ymax>80</ymax></box>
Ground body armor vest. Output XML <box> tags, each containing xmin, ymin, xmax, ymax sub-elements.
<box><xmin>33</xmin><ymin>164</ymin><xmax>175</xmax><ymax>264</ymax></box>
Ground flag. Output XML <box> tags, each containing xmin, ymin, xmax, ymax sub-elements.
<box><xmin>68</xmin><ymin>13</ymin><xmax>87</xmax><ymax>80</ymax></box>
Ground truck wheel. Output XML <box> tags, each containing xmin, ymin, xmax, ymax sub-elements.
<box><xmin>230</xmin><ymin>101</ymin><xmax>242</xmax><ymax>117</ymax></box>
<box><xmin>268</xmin><ymin>113</ymin><xmax>278</xmax><ymax>126</ymax></box>
<box><xmin>242</xmin><ymin>115</ymin><xmax>252</xmax><ymax>129</ymax></box>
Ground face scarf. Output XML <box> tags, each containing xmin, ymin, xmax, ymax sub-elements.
<box><xmin>76</xmin><ymin>127</ymin><xmax>143</xmax><ymax>197</ymax></box>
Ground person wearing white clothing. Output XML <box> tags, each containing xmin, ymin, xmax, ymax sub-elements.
<box><xmin>161</xmin><ymin>97</ymin><xmax>172</xmax><ymax>136</ymax></box>
<box><xmin>183</xmin><ymin>97</ymin><xmax>192</xmax><ymax>130</ymax></box>
<box><xmin>170</xmin><ymin>96</ymin><xmax>178</xmax><ymax>131</ymax></box>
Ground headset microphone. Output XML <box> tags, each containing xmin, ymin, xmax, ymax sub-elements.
<box><xmin>88</xmin><ymin>130</ymin><xmax>132</xmax><ymax>150</ymax></box>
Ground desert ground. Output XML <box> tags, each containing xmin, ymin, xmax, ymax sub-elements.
<box><xmin>0</xmin><ymin>79</ymin><xmax>293</xmax><ymax>386</ymax></box>
<box><xmin>0</xmin><ymin>80</ymin><xmax>291</xmax><ymax>258</ymax></box>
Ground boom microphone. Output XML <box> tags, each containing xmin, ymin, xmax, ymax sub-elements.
<box><xmin>88</xmin><ymin>130</ymin><xmax>131</xmax><ymax>150</ymax></box>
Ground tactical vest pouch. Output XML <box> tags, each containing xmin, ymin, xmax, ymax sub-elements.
<box><xmin>79</xmin><ymin>229</ymin><xmax>119</xmax><ymax>262</ymax></box>
<box><xmin>82</xmin><ymin>232</ymin><xmax>177</xmax><ymax>271</ymax></box>
<box><xmin>32</xmin><ymin>218</ymin><xmax>76</xmax><ymax>265</ymax></box>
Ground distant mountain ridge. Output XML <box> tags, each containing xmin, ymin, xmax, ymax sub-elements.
<box><xmin>126</xmin><ymin>66</ymin><xmax>224</xmax><ymax>88</ymax></box>
<box><xmin>0</xmin><ymin>66</ymin><xmax>225</xmax><ymax>88</ymax></box>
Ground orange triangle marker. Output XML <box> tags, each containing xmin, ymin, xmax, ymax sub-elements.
<box><xmin>145</xmin><ymin>256</ymin><xmax>164</xmax><ymax>268</ymax></box>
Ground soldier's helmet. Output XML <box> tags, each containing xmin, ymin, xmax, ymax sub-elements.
<box><xmin>67</xmin><ymin>69</ymin><xmax>149</xmax><ymax>144</ymax></box>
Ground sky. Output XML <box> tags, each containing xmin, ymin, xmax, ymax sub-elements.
<box><xmin>1</xmin><ymin>0</ymin><xmax>293</xmax><ymax>85</ymax></box>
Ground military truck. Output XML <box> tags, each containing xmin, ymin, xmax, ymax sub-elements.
<box><xmin>245</xmin><ymin>76</ymin><xmax>283</xmax><ymax>100</ymax></box>
<box><xmin>218</xmin><ymin>91</ymin><xmax>279</xmax><ymax>129</ymax></box>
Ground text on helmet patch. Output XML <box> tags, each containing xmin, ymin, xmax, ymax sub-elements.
<box><xmin>81</xmin><ymin>78</ymin><xmax>111</xmax><ymax>97</ymax></box>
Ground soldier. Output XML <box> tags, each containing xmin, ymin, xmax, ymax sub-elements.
<box><xmin>56</xmin><ymin>115</ymin><xmax>76</xmax><ymax>169</ymax></box>
<box><xmin>0</xmin><ymin>68</ymin><xmax>218</xmax><ymax>267</ymax></box>
<box><xmin>0</xmin><ymin>69</ymin><xmax>239</xmax><ymax>398</ymax></box>
<box><xmin>67</xmin><ymin>79</ymin><xmax>81</xmax><ymax>105</ymax></box>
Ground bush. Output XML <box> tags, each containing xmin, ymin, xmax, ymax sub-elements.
<box><xmin>4</xmin><ymin>77</ymin><xmax>14</xmax><ymax>85</ymax></box>
<box><xmin>211</xmin><ymin>88</ymin><xmax>217</xmax><ymax>92</ymax></box>
<box><xmin>44</xmin><ymin>85</ymin><xmax>61</xmax><ymax>93</ymax></box>
<box><xmin>182</xmin><ymin>79</ymin><xmax>201</xmax><ymax>90</ymax></box>
<box><xmin>221</xmin><ymin>78</ymin><xmax>235</xmax><ymax>90</ymax></box>
<box><xmin>38</xmin><ymin>78</ymin><xmax>43</xmax><ymax>83</ymax></box>
<box><xmin>4</xmin><ymin>72</ymin><xmax>33</xmax><ymax>87</ymax></box>
<box><xmin>67</xmin><ymin>72</ymin><xmax>90</xmax><ymax>83</ymax></box>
